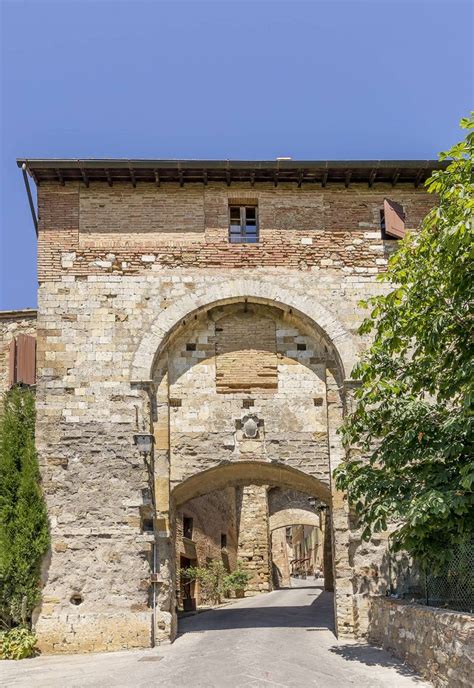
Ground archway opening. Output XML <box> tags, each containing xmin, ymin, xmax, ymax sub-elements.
<box><xmin>171</xmin><ymin>463</ymin><xmax>335</xmax><ymax>634</ymax></box>
<box><xmin>143</xmin><ymin>295</ymin><xmax>350</xmax><ymax>641</ymax></box>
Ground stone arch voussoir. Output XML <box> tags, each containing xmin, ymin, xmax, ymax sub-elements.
<box><xmin>171</xmin><ymin>461</ymin><xmax>331</xmax><ymax>508</ymax></box>
<box><xmin>269</xmin><ymin>508</ymin><xmax>320</xmax><ymax>532</ymax></box>
<box><xmin>130</xmin><ymin>279</ymin><xmax>356</xmax><ymax>381</ymax></box>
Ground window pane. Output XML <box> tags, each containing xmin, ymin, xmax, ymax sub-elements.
<box><xmin>246</xmin><ymin>207</ymin><xmax>256</xmax><ymax>220</ymax></box>
<box><xmin>230</xmin><ymin>207</ymin><xmax>241</xmax><ymax>221</ymax></box>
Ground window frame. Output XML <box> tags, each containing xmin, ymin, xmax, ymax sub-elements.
<box><xmin>228</xmin><ymin>204</ymin><xmax>259</xmax><ymax>244</ymax></box>
<box><xmin>183</xmin><ymin>515</ymin><xmax>194</xmax><ymax>540</ymax></box>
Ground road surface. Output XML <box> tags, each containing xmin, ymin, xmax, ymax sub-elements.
<box><xmin>0</xmin><ymin>579</ymin><xmax>428</xmax><ymax>687</ymax></box>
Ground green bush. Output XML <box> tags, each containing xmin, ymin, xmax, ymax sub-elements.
<box><xmin>222</xmin><ymin>566</ymin><xmax>251</xmax><ymax>594</ymax></box>
<box><xmin>0</xmin><ymin>387</ymin><xmax>49</xmax><ymax>630</ymax></box>
<box><xmin>0</xmin><ymin>626</ymin><xmax>37</xmax><ymax>660</ymax></box>
<box><xmin>180</xmin><ymin>560</ymin><xmax>251</xmax><ymax>605</ymax></box>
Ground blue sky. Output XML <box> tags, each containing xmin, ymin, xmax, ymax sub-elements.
<box><xmin>1</xmin><ymin>0</ymin><xmax>472</xmax><ymax>310</ymax></box>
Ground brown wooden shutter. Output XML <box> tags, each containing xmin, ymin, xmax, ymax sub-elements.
<box><xmin>8</xmin><ymin>338</ymin><xmax>17</xmax><ymax>387</ymax></box>
<box><xmin>384</xmin><ymin>199</ymin><xmax>406</xmax><ymax>239</ymax></box>
<box><xmin>15</xmin><ymin>334</ymin><xmax>36</xmax><ymax>385</ymax></box>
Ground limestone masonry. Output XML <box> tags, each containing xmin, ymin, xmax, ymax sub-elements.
<box><xmin>8</xmin><ymin>159</ymin><xmax>444</xmax><ymax>654</ymax></box>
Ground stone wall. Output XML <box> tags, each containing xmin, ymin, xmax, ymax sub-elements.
<box><xmin>271</xmin><ymin>528</ymin><xmax>291</xmax><ymax>587</ymax></box>
<box><xmin>0</xmin><ymin>310</ymin><xmax>37</xmax><ymax>394</ymax></box>
<box><xmin>368</xmin><ymin>597</ymin><xmax>474</xmax><ymax>688</ymax></box>
<box><xmin>28</xmin><ymin>178</ymin><xmax>437</xmax><ymax>652</ymax></box>
<box><xmin>236</xmin><ymin>485</ymin><xmax>271</xmax><ymax>594</ymax></box>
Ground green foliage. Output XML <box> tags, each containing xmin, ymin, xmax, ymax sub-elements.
<box><xmin>334</xmin><ymin>115</ymin><xmax>474</xmax><ymax>569</ymax></box>
<box><xmin>180</xmin><ymin>560</ymin><xmax>251</xmax><ymax>605</ymax></box>
<box><xmin>222</xmin><ymin>566</ymin><xmax>252</xmax><ymax>593</ymax></box>
<box><xmin>0</xmin><ymin>626</ymin><xmax>37</xmax><ymax>660</ymax></box>
<box><xmin>0</xmin><ymin>387</ymin><xmax>49</xmax><ymax>630</ymax></box>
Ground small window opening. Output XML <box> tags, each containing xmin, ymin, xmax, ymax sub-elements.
<box><xmin>186</xmin><ymin>342</ymin><xmax>196</xmax><ymax>351</ymax></box>
<box><xmin>297</xmin><ymin>343</ymin><xmax>306</xmax><ymax>351</ymax></box>
<box><xmin>221</xmin><ymin>533</ymin><xmax>227</xmax><ymax>549</ymax></box>
<box><xmin>229</xmin><ymin>205</ymin><xmax>259</xmax><ymax>244</ymax></box>
<box><xmin>142</xmin><ymin>518</ymin><xmax>154</xmax><ymax>533</ymax></box>
<box><xmin>242</xmin><ymin>398</ymin><xmax>255</xmax><ymax>409</ymax></box>
<box><xmin>183</xmin><ymin>516</ymin><xmax>194</xmax><ymax>540</ymax></box>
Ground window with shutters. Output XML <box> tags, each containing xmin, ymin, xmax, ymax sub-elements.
<box><xmin>381</xmin><ymin>199</ymin><xmax>406</xmax><ymax>240</ymax></box>
<box><xmin>8</xmin><ymin>335</ymin><xmax>36</xmax><ymax>387</ymax></box>
<box><xmin>229</xmin><ymin>205</ymin><xmax>259</xmax><ymax>243</ymax></box>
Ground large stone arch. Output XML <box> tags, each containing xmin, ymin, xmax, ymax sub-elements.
<box><xmin>171</xmin><ymin>461</ymin><xmax>331</xmax><ymax>507</ymax></box>
<box><xmin>269</xmin><ymin>508</ymin><xmax>320</xmax><ymax>532</ymax></box>
<box><xmin>130</xmin><ymin>279</ymin><xmax>357</xmax><ymax>382</ymax></box>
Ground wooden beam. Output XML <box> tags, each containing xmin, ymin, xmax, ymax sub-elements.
<box><xmin>154</xmin><ymin>170</ymin><xmax>160</xmax><ymax>187</ymax></box>
<box><xmin>202</xmin><ymin>170</ymin><xmax>208</xmax><ymax>186</ymax></box>
<box><xmin>274</xmin><ymin>171</ymin><xmax>279</xmax><ymax>188</ymax></box>
<box><xmin>226</xmin><ymin>169</ymin><xmax>231</xmax><ymax>187</ymax></box>
<box><xmin>368</xmin><ymin>169</ymin><xmax>377</xmax><ymax>188</ymax></box>
<box><xmin>79</xmin><ymin>166</ymin><xmax>89</xmax><ymax>188</ymax></box>
<box><xmin>297</xmin><ymin>171</ymin><xmax>304</xmax><ymax>188</ymax></box>
<box><xmin>391</xmin><ymin>169</ymin><xmax>400</xmax><ymax>187</ymax></box>
<box><xmin>250</xmin><ymin>171</ymin><xmax>255</xmax><ymax>187</ymax></box>
<box><xmin>129</xmin><ymin>166</ymin><xmax>137</xmax><ymax>188</ymax></box>
<box><xmin>178</xmin><ymin>169</ymin><xmax>184</xmax><ymax>187</ymax></box>
<box><xmin>322</xmin><ymin>170</ymin><xmax>328</xmax><ymax>188</ymax></box>
<box><xmin>55</xmin><ymin>169</ymin><xmax>65</xmax><ymax>186</ymax></box>
<box><xmin>345</xmin><ymin>170</ymin><xmax>352</xmax><ymax>188</ymax></box>
<box><xmin>105</xmin><ymin>169</ymin><xmax>113</xmax><ymax>187</ymax></box>
<box><xmin>29</xmin><ymin>169</ymin><xmax>40</xmax><ymax>187</ymax></box>
<box><xmin>414</xmin><ymin>169</ymin><xmax>424</xmax><ymax>188</ymax></box>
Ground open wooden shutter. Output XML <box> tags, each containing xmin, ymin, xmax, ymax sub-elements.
<box><xmin>15</xmin><ymin>335</ymin><xmax>36</xmax><ymax>385</ymax></box>
<box><xmin>384</xmin><ymin>199</ymin><xmax>406</xmax><ymax>239</ymax></box>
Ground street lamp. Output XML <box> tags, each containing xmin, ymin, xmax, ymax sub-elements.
<box><xmin>133</xmin><ymin>432</ymin><xmax>154</xmax><ymax>458</ymax></box>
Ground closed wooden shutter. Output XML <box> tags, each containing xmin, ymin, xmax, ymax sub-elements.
<box><xmin>15</xmin><ymin>334</ymin><xmax>36</xmax><ymax>385</ymax></box>
<box><xmin>8</xmin><ymin>339</ymin><xmax>17</xmax><ymax>387</ymax></box>
<box><xmin>384</xmin><ymin>199</ymin><xmax>406</xmax><ymax>239</ymax></box>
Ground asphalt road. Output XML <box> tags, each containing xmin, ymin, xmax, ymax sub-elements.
<box><xmin>0</xmin><ymin>579</ymin><xmax>428</xmax><ymax>687</ymax></box>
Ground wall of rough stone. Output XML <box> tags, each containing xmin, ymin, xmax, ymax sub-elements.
<box><xmin>236</xmin><ymin>485</ymin><xmax>271</xmax><ymax>594</ymax></box>
<box><xmin>0</xmin><ymin>310</ymin><xmax>37</xmax><ymax>394</ymax></box>
<box><xmin>158</xmin><ymin>302</ymin><xmax>331</xmax><ymax>490</ymax></box>
<box><xmin>271</xmin><ymin>528</ymin><xmax>292</xmax><ymax>587</ymax></box>
<box><xmin>368</xmin><ymin>598</ymin><xmax>474</xmax><ymax>688</ymax></box>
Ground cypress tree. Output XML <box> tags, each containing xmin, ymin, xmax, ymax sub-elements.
<box><xmin>0</xmin><ymin>387</ymin><xmax>49</xmax><ymax>628</ymax></box>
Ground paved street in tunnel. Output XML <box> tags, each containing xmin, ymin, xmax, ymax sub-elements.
<box><xmin>1</xmin><ymin>579</ymin><xmax>428</xmax><ymax>688</ymax></box>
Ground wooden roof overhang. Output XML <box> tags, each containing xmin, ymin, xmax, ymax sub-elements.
<box><xmin>16</xmin><ymin>159</ymin><xmax>448</xmax><ymax>188</ymax></box>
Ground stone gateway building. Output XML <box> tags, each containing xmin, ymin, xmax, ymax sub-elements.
<box><xmin>10</xmin><ymin>158</ymin><xmax>442</xmax><ymax>654</ymax></box>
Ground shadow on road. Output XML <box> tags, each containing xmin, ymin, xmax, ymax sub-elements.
<box><xmin>329</xmin><ymin>643</ymin><xmax>426</xmax><ymax>682</ymax></box>
<box><xmin>178</xmin><ymin>589</ymin><xmax>336</xmax><ymax>636</ymax></box>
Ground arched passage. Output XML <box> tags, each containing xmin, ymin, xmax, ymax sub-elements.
<box><xmin>132</xmin><ymin>291</ymin><xmax>359</xmax><ymax>642</ymax></box>
<box><xmin>172</xmin><ymin>461</ymin><xmax>331</xmax><ymax>507</ymax></box>
<box><xmin>269</xmin><ymin>508</ymin><xmax>320</xmax><ymax>532</ymax></box>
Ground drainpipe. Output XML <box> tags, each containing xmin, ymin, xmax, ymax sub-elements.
<box><xmin>21</xmin><ymin>164</ymin><xmax>38</xmax><ymax>236</ymax></box>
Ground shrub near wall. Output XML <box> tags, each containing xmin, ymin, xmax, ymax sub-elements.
<box><xmin>368</xmin><ymin>597</ymin><xmax>474</xmax><ymax>688</ymax></box>
<box><xmin>0</xmin><ymin>387</ymin><xmax>49</xmax><ymax>658</ymax></box>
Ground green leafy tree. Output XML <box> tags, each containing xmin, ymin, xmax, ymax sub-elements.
<box><xmin>0</xmin><ymin>387</ymin><xmax>49</xmax><ymax>629</ymax></box>
<box><xmin>334</xmin><ymin>115</ymin><xmax>474</xmax><ymax>568</ymax></box>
